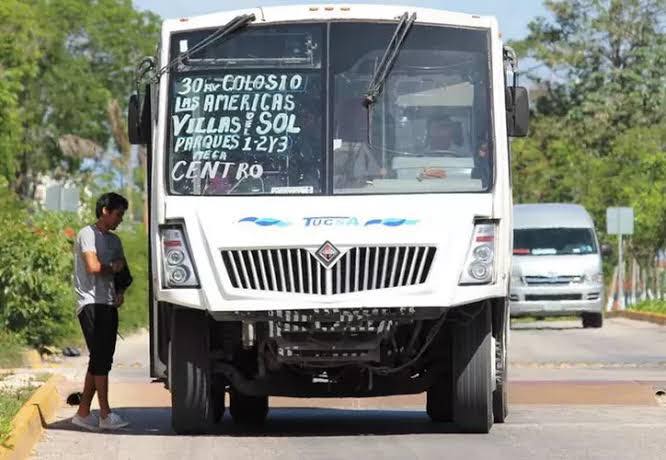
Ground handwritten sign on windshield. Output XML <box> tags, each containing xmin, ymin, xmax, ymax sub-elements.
<box><xmin>169</xmin><ymin>73</ymin><xmax>312</xmax><ymax>191</ymax></box>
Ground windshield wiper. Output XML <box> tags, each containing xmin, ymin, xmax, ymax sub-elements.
<box><xmin>364</xmin><ymin>12</ymin><xmax>417</xmax><ymax>107</ymax></box>
<box><xmin>153</xmin><ymin>13</ymin><xmax>256</xmax><ymax>82</ymax></box>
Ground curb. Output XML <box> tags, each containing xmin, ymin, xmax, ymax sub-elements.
<box><xmin>0</xmin><ymin>375</ymin><xmax>62</xmax><ymax>460</ymax></box>
<box><xmin>607</xmin><ymin>310</ymin><xmax>666</xmax><ymax>326</ymax></box>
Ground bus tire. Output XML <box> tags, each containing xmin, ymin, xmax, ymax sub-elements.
<box><xmin>493</xmin><ymin>305</ymin><xmax>509</xmax><ymax>423</ymax></box>
<box><xmin>452</xmin><ymin>303</ymin><xmax>494</xmax><ymax>433</ymax></box>
<box><xmin>170</xmin><ymin>308</ymin><xmax>215</xmax><ymax>434</ymax></box>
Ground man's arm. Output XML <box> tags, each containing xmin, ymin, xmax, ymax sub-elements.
<box><xmin>82</xmin><ymin>251</ymin><xmax>124</xmax><ymax>275</ymax></box>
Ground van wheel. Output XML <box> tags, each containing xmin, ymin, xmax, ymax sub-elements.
<box><xmin>229</xmin><ymin>389</ymin><xmax>269</xmax><ymax>425</ymax></box>
<box><xmin>582</xmin><ymin>312</ymin><xmax>603</xmax><ymax>328</ymax></box>
<box><xmin>170</xmin><ymin>309</ymin><xmax>215</xmax><ymax>434</ymax></box>
<box><xmin>452</xmin><ymin>303</ymin><xmax>494</xmax><ymax>433</ymax></box>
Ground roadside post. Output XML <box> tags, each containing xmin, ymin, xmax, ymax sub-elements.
<box><xmin>606</xmin><ymin>207</ymin><xmax>634</xmax><ymax>310</ymax></box>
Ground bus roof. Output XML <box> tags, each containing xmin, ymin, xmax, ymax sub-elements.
<box><xmin>162</xmin><ymin>4</ymin><xmax>498</xmax><ymax>34</ymax></box>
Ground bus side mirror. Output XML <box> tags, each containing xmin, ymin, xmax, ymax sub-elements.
<box><xmin>128</xmin><ymin>94</ymin><xmax>143</xmax><ymax>144</ymax></box>
<box><xmin>506</xmin><ymin>86</ymin><xmax>529</xmax><ymax>137</ymax></box>
<box><xmin>128</xmin><ymin>88</ymin><xmax>152</xmax><ymax>145</ymax></box>
<box><xmin>600</xmin><ymin>244</ymin><xmax>613</xmax><ymax>257</ymax></box>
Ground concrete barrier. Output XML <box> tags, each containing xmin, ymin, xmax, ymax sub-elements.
<box><xmin>607</xmin><ymin>310</ymin><xmax>666</xmax><ymax>326</ymax></box>
<box><xmin>0</xmin><ymin>375</ymin><xmax>61</xmax><ymax>460</ymax></box>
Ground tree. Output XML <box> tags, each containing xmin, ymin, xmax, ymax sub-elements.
<box><xmin>1</xmin><ymin>0</ymin><xmax>160</xmax><ymax>202</ymax></box>
<box><xmin>511</xmin><ymin>0</ymin><xmax>666</xmax><ymax>259</ymax></box>
<box><xmin>0</xmin><ymin>0</ymin><xmax>45</xmax><ymax>189</ymax></box>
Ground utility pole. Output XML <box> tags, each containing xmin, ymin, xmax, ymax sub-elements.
<box><xmin>618</xmin><ymin>233</ymin><xmax>624</xmax><ymax>310</ymax></box>
<box><xmin>607</xmin><ymin>207</ymin><xmax>633</xmax><ymax>311</ymax></box>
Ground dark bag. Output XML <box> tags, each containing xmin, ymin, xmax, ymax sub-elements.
<box><xmin>114</xmin><ymin>264</ymin><xmax>133</xmax><ymax>292</ymax></box>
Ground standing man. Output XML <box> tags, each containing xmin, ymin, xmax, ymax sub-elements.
<box><xmin>71</xmin><ymin>192</ymin><xmax>130</xmax><ymax>431</ymax></box>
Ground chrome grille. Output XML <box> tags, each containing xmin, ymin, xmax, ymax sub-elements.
<box><xmin>525</xmin><ymin>294</ymin><xmax>583</xmax><ymax>301</ymax></box>
<box><xmin>221</xmin><ymin>249</ymin><xmax>326</xmax><ymax>294</ymax></box>
<box><xmin>524</xmin><ymin>275</ymin><xmax>581</xmax><ymax>285</ymax></box>
<box><xmin>221</xmin><ymin>246</ymin><xmax>436</xmax><ymax>295</ymax></box>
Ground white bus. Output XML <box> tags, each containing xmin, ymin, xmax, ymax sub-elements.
<box><xmin>128</xmin><ymin>4</ymin><xmax>529</xmax><ymax>434</ymax></box>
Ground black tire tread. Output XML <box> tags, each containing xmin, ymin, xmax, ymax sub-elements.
<box><xmin>453</xmin><ymin>304</ymin><xmax>493</xmax><ymax>433</ymax></box>
<box><xmin>582</xmin><ymin>312</ymin><xmax>603</xmax><ymax>328</ymax></box>
<box><xmin>170</xmin><ymin>308</ymin><xmax>215</xmax><ymax>434</ymax></box>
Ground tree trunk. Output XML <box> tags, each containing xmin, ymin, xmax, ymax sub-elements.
<box><xmin>107</xmin><ymin>99</ymin><xmax>133</xmax><ymax>220</ymax></box>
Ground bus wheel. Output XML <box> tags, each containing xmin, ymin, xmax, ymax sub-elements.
<box><xmin>229</xmin><ymin>389</ymin><xmax>269</xmax><ymax>426</ymax></box>
<box><xmin>452</xmin><ymin>303</ymin><xmax>494</xmax><ymax>433</ymax></box>
<box><xmin>170</xmin><ymin>308</ymin><xmax>215</xmax><ymax>434</ymax></box>
<box><xmin>493</xmin><ymin>305</ymin><xmax>509</xmax><ymax>423</ymax></box>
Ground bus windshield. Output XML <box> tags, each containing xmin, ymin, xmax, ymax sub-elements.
<box><xmin>167</xmin><ymin>24</ymin><xmax>325</xmax><ymax>195</ymax></box>
<box><xmin>166</xmin><ymin>21</ymin><xmax>492</xmax><ymax>196</ymax></box>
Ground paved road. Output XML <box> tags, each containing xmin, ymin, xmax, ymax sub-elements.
<box><xmin>32</xmin><ymin>318</ymin><xmax>666</xmax><ymax>460</ymax></box>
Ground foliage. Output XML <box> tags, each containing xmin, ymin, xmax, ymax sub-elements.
<box><xmin>0</xmin><ymin>189</ymin><xmax>82</xmax><ymax>347</ymax></box>
<box><xmin>0</xmin><ymin>0</ymin><xmax>160</xmax><ymax>198</ymax></box>
<box><xmin>630</xmin><ymin>300</ymin><xmax>666</xmax><ymax>315</ymax></box>
<box><xmin>0</xmin><ymin>332</ymin><xmax>27</xmax><ymax>369</ymax></box>
<box><xmin>116</xmin><ymin>224</ymin><xmax>149</xmax><ymax>334</ymax></box>
<box><xmin>511</xmin><ymin>0</ymin><xmax>666</xmax><ymax>260</ymax></box>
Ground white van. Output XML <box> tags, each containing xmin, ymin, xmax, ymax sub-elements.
<box><xmin>510</xmin><ymin>204</ymin><xmax>605</xmax><ymax>328</ymax></box>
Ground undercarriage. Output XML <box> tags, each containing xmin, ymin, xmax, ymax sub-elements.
<box><xmin>162</xmin><ymin>300</ymin><xmax>509</xmax><ymax>434</ymax></box>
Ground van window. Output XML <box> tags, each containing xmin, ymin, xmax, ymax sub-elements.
<box><xmin>513</xmin><ymin>228</ymin><xmax>598</xmax><ymax>256</ymax></box>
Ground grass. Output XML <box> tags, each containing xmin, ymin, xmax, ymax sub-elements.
<box><xmin>0</xmin><ymin>333</ymin><xmax>27</xmax><ymax>369</ymax></box>
<box><xmin>0</xmin><ymin>386</ymin><xmax>35</xmax><ymax>445</ymax></box>
<box><xmin>32</xmin><ymin>373</ymin><xmax>51</xmax><ymax>383</ymax></box>
<box><xmin>629</xmin><ymin>300</ymin><xmax>666</xmax><ymax>315</ymax></box>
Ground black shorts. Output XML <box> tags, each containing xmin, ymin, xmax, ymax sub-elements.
<box><xmin>78</xmin><ymin>304</ymin><xmax>118</xmax><ymax>376</ymax></box>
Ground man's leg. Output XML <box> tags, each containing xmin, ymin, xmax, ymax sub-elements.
<box><xmin>95</xmin><ymin>375</ymin><xmax>111</xmax><ymax>419</ymax></box>
<box><xmin>77</xmin><ymin>306</ymin><xmax>97</xmax><ymax>418</ymax></box>
<box><xmin>76</xmin><ymin>371</ymin><xmax>96</xmax><ymax>417</ymax></box>
<box><xmin>97</xmin><ymin>305</ymin><xmax>118</xmax><ymax>420</ymax></box>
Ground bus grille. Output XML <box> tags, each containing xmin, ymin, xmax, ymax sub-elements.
<box><xmin>221</xmin><ymin>246</ymin><xmax>436</xmax><ymax>295</ymax></box>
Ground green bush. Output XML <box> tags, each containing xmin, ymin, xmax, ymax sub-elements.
<box><xmin>0</xmin><ymin>188</ymin><xmax>148</xmax><ymax>349</ymax></box>
<box><xmin>0</xmin><ymin>193</ymin><xmax>81</xmax><ymax>348</ymax></box>
<box><xmin>116</xmin><ymin>224</ymin><xmax>148</xmax><ymax>334</ymax></box>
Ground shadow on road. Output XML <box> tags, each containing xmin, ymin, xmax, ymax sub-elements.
<box><xmin>47</xmin><ymin>407</ymin><xmax>465</xmax><ymax>437</ymax></box>
<box><xmin>511</xmin><ymin>324</ymin><xmax>583</xmax><ymax>331</ymax></box>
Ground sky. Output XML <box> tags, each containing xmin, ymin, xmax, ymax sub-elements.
<box><xmin>132</xmin><ymin>1</ymin><xmax>549</xmax><ymax>41</ymax></box>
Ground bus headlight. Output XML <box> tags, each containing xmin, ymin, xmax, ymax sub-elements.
<box><xmin>160</xmin><ymin>225</ymin><xmax>199</xmax><ymax>288</ymax></box>
<box><xmin>459</xmin><ymin>222</ymin><xmax>496</xmax><ymax>285</ymax></box>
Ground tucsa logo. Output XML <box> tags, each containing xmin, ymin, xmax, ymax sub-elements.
<box><xmin>303</xmin><ymin>217</ymin><xmax>419</xmax><ymax>227</ymax></box>
<box><xmin>303</xmin><ymin>216</ymin><xmax>360</xmax><ymax>227</ymax></box>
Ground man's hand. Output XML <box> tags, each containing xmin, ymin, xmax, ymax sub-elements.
<box><xmin>110</xmin><ymin>259</ymin><xmax>125</xmax><ymax>274</ymax></box>
<box><xmin>114</xmin><ymin>292</ymin><xmax>125</xmax><ymax>308</ymax></box>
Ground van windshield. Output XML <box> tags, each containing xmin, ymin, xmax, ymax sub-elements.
<box><xmin>513</xmin><ymin>228</ymin><xmax>598</xmax><ymax>256</ymax></box>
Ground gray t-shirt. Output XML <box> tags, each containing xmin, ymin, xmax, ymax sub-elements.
<box><xmin>74</xmin><ymin>225</ymin><xmax>124</xmax><ymax>315</ymax></box>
